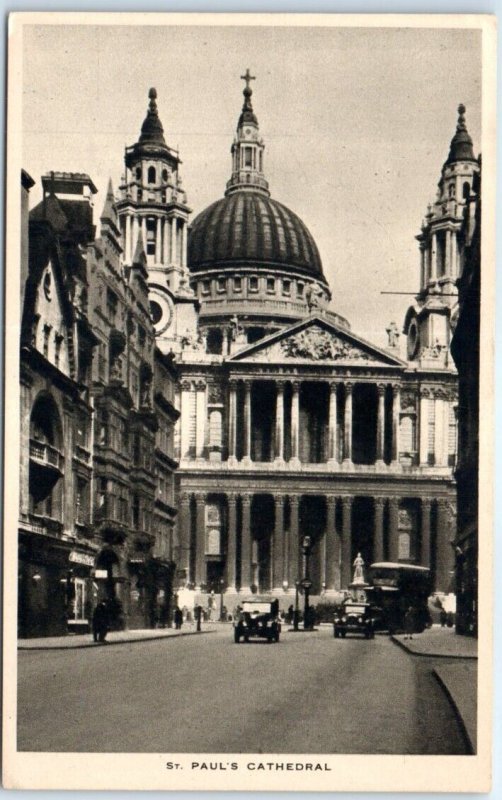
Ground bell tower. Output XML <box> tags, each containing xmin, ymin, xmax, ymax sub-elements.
<box><xmin>404</xmin><ymin>105</ymin><xmax>480</xmax><ymax>367</ymax></box>
<box><xmin>116</xmin><ymin>88</ymin><xmax>198</xmax><ymax>353</ymax></box>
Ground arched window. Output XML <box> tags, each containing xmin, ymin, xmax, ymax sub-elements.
<box><xmin>463</xmin><ymin>181</ymin><xmax>470</xmax><ymax>200</ymax></box>
<box><xmin>135</xmin><ymin>167</ymin><xmax>142</xmax><ymax>180</ymax></box>
<box><xmin>162</xmin><ymin>169</ymin><xmax>168</xmax><ymax>182</ymax></box>
<box><xmin>147</xmin><ymin>166</ymin><xmax>156</xmax><ymax>184</ymax></box>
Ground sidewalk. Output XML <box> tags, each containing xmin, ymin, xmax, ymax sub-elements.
<box><xmin>391</xmin><ymin>625</ymin><xmax>477</xmax><ymax>659</ymax></box>
<box><xmin>391</xmin><ymin>626</ymin><xmax>477</xmax><ymax>754</ymax></box>
<box><xmin>18</xmin><ymin>624</ymin><xmax>218</xmax><ymax>650</ymax></box>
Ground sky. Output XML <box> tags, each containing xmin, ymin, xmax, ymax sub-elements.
<box><xmin>21</xmin><ymin>21</ymin><xmax>482</xmax><ymax>347</ymax></box>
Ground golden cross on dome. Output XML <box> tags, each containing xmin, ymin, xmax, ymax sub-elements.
<box><xmin>240</xmin><ymin>69</ymin><xmax>256</xmax><ymax>90</ymax></box>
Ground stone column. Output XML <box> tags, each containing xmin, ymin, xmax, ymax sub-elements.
<box><xmin>226</xmin><ymin>493</ymin><xmax>237</xmax><ymax>590</ymax></box>
<box><xmin>156</xmin><ymin>217</ymin><xmax>162</xmax><ymax>263</ymax></box>
<box><xmin>141</xmin><ymin>217</ymin><xmax>147</xmax><ymax>249</ymax></box>
<box><xmin>195</xmin><ymin>380</ymin><xmax>206</xmax><ymax>460</ymax></box>
<box><xmin>327</xmin><ymin>382</ymin><xmax>338</xmax><ymax>464</ymax></box>
<box><xmin>272</xmin><ymin>495</ymin><xmax>285</xmax><ymax>590</ymax></box>
<box><xmin>170</xmin><ymin>218</ymin><xmax>176</xmax><ymax>265</ymax></box>
<box><xmin>343</xmin><ymin>383</ymin><xmax>353</xmax><ymax>464</ymax></box>
<box><xmin>274</xmin><ymin>381</ymin><xmax>285</xmax><ymax>462</ymax></box>
<box><xmin>388</xmin><ymin>497</ymin><xmax>399</xmax><ymax>562</ymax></box>
<box><xmin>434</xmin><ymin>392</ymin><xmax>445</xmax><ymax>466</ymax></box>
<box><xmin>419</xmin><ymin>388</ymin><xmax>430</xmax><ymax>466</ymax></box>
<box><xmin>391</xmin><ymin>383</ymin><xmax>401</xmax><ymax>464</ymax></box>
<box><xmin>288</xmin><ymin>495</ymin><xmax>300</xmax><ymax>585</ymax></box>
<box><xmin>290</xmin><ymin>381</ymin><xmax>301</xmax><ymax>465</ymax></box>
<box><xmin>240</xmin><ymin>493</ymin><xmax>252</xmax><ymax>592</ymax></box>
<box><xmin>242</xmin><ymin>380</ymin><xmax>252</xmax><ymax>463</ymax></box>
<box><xmin>227</xmin><ymin>380</ymin><xmax>237</xmax><ymax>462</ymax></box>
<box><xmin>325</xmin><ymin>496</ymin><xmax>340</xmax><ymax>590</ymax></box>
<box><xmin>421</xmin><ymin>498</ymin><xmax>431</xmax><ymax>568</ymax></box>
<box><xmin>132</xmin><ymin>216</ymin><xmax>139</xmax><ymax>260</ymax></box>
<box><xmin>431</xmin><ymin>232</ymin><xmax>437</xmax><ymax>281</ymax></box>
<box><xmin>376</xmin><ymin>383</ymin><xmax>386</xmax><ymax>465</ymax></box>
<box><xmin>180</xmin><ymin>380</ymin><xmax>192</xmax><ymax>460</ymax></box>
<box><xmin>125</xmin><ymin>213</ymin><xmax>131</xmax><ymax>263</ymax></box>
<box><xmin>374</xmin><ymin>497</ymin><xmax>385</xmax><ymax>563</ymax></box>
<box><xmin>445</xmin><ymin>229</ymin><xmax>451</xmax><ymax>277</ymax></box>
<box><xmin>341</xmin><ymin>496</ymin><xmax>353</xmax><ymax>588</ymax></box>
<box><xmin>195</xmin><ymin>493</ymin><xmax>206</xmax><ymax>589</ymax></box>
<box><xmin>163</xmin><ymin>218</ymin><xmax>169</xmax><ymax>266</ymax></box>
<box><xmin>178</xmin><ymin>492</ymin><xmax>192</xmax><ymax>582</ymax></box>
<box><xmin>181</xmin><ymin>222</ymin><xmax>187</xmax><ymax>268</ymax></box>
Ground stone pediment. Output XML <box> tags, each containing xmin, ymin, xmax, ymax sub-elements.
<box><xmin>229</xmin><ymin>318</ymin><xmax>404</xmax><ymax>367</ymax></box>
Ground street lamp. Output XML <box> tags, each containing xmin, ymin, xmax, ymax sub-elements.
<box><xmin>294</xmin><ymin>581</ymin><xmax>300</xmax><ymax>632</ymax></box>
<box><xmin>219</xmin><ymin>578</ymin><xmax>226</xmax><ymax>621</ymax></box>
<box><xmin>302</xmin><ymin>535</ymin><xmax>312</xmax><ymax>631</ymax></box>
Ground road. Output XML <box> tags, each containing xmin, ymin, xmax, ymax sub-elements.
<box><xmin>17</xmin><ymin>626</ymin><xmax>468</xmax><ymax>754</ymax></box>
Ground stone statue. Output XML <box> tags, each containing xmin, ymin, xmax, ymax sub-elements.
<box><xmin>305</xmin><ymin>283</ymin><xmax>326</xmax><ymax>312</ymax></box>
<box><xmin>386</xmin><ymin>321</ymin><xmax>400</xmax><ymax>348</ymax></box>
<box><xmin>229</xmin><ymin>314</ymin><xmax>244</xmax><ymax>341</ymax></box>
<box><xmin>352</xmin><ymin>552</ymin><xmax>365</xmax><ymax>584</ymax></box>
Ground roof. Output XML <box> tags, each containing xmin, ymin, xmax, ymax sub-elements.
<box><xmin>445</xmin><ymin>105</ymin><xmax>476</xmax><ymax>165</ymax></box>
<box><xmin>188</xmin><ymin>190</ymin><xmax>325</xmax><ymax>279</ymax></box>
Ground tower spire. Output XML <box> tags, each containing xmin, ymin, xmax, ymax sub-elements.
<box><xmin>445</xmin><ymin>103</ymin><xmax>476</xmax><ymax>165</ymax></box>
<box><xmin>226</xmin><ymin>71</ymin><xmax>269</xmax><ymax>197</ymax></box>
<box><xmin>138</xmin><ymin>86</ymin><xmax>167</xmax><ymax>148</ymax></box>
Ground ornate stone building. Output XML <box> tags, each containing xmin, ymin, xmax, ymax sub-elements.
<box><xmin>19</xmin><ymin>171</ymin><xmax>179</xmax><ymax>637</ymax></box>
<box><xmin>115</xmin><ymin>80</ymin><xmax>471</xmax><ymax>614</ymax></box>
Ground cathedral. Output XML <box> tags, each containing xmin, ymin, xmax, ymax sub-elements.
<box><xmin>114</xmin><ymin>76</ymin><xmax>476</xmax><ymax>613</ymax></box>
<box><xmin>19</xmin><ymin>73</ymin><xmax>479</xmax><ymax>634</ymax></box>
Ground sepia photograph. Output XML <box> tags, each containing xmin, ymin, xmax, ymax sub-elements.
<box><xmin>3</xmin><ymin>12</ymin><xmax>495</xmax><ymax>793</ymax></box>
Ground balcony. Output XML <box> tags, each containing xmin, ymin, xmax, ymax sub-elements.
<box><xmin>29</xmin><ymin>439</ymin><xmax>64</xmax><ymax>473</ymax></box>
<box><xmin>20</xmin><ymin>514</ymin><xmax>64</xmax><ymax>538</ymax></box>
<box><xmin>74</xmin><ymin>445</ymin><xmax>91</xmax><ymax>464</ymax></box>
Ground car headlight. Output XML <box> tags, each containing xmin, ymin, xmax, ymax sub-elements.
<box><xmin>341</xmin><ymin>616</ymin><xmax>347</xmax><ymax>623</ymax></box>
<box><xmin>358</xmin><ymin>617</ymin><xmax>363</xmax><ymax>623</ymax></box>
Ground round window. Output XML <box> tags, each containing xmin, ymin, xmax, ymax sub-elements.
<box><xmin>407</xmin><ymin>320</ymin><xmax>419</xmax><ymax>360</ymax></box>
<box><xmin>150</xmin><ymin>300</ymin><xmax>163</xmax><ymax>325</ymax></box>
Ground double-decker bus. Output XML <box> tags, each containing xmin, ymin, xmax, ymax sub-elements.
<box><xmin>366</xmin><ymin>562</ymin><xmax>433</xmax><ymax>633</ymax></box>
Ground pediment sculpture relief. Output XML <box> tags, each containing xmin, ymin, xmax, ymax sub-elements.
<box><xmin>279</xmin><ymin>327</ymin><xmax>377</xmax><ymax>362</ymax></box>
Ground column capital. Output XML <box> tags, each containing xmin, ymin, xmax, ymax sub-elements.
<box><xmin>228</xmin><ymin>378</ymin><xmax>238</xmax><ymax>390</ymax></box>
<box><xmin>194</xmin><ymin>491</ymin><xmax>207</xmax><ymax>504</ymax></box>
<box><xmin>345</xmin><ymin>381</ymin><xmax>354</xmax><ymax>394</ymax></box>
<box><xmin>388</xmin><ymin>496</ymin><xmax>399</xmax><ymax>509</ymax></box>
<box><xmin>181</xmin><ymin>380</ymin><xmax>191</xmax><ymax>392</ymax></box>
<box><xmin>436</xmin><ymin>497</ymin><xmax>449</xmax><ymax>510</ymax></box>
<box><xmin>341</xmin><ymin>495</ymin><xmax>353</xmax><ymax>509</ymax></box>
<box><xmin>377</xmin><ymin>382</ymin><xmax>387</xmax><ymax>396</ymax></box>
<box><xmin>329</xmin><ymin>380</ymin><xmax>339</xmax><ymax>393</ymax></box>
<box><xmin>274</xmin><ymin>493</ymin><xmax>286</xmax><ymax>507</ymax></box>
<box><xmin>243</xmin><ymin>379</ymin><xmax>253</xmax><ymax>390</ymax></box>
<box><xmin>289</xmin><ymin>494</ymin><xmax>300</xmax><ymax>507</ymax></box>
<box><xmin>275</xmin><ymin>379</ymin><xmax>286</xmax><ymax>391</ymax></box>
<box><xmin>326</xmin><ymin>495</ymin><xmax>338</xmax><ymax>509</ymax></box>
<box><xmin>179</xmin><ymin>491</ymin><xmax>192</xmax><ymax>506</ymax></box>
<box><xmin>227</xmin><ymin>492</ymin><xmax>238</xmax><ymax>505</ymax></box>
<box><xmin>421</xmin><ymin>497</ymin><xmax>432</xmax><ymax>509</ymax></box>
<box><xmin>291</xmin><ymin>380</ymin><xmax>301</xmax><ymax>393</ymax></box>
<box><xmin>194</xmin><ymin>380</ymin><xmax>206</xmax><ymax>392</ymax></box>
<box><xmin>374</xmin><ymin>496</ymin><xmax>386</xmax><ymax>510</ymax></box>
<box><xmin>240</xmin><ymin>492</ymin><xmax>253</xmax><ymax>507</ymax></box>
<box><xmin>392</xmin><ymin>382</ymin><xmax>401</xmax><ymax>395</ymax></box>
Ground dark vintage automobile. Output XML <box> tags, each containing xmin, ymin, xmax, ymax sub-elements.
<box><xmin>233</xmin><ymin>597</ymin><xmax>281</xmax><ymax>643</ymax></box>
<box><xmin>333</xmin><ymin>601</ymin><xmax>376</xmax><ymax>639</ymax></box>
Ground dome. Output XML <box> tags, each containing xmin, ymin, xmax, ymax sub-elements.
<box><xmin>188</xmin><ymin>191</ymin><xmax>326</xmax><ymax>280</ymax></box>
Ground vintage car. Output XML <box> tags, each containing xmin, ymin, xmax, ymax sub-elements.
<box><xmin>233</xmin><ymin>597</ymin><xmax>281</xmax><ymax>643</ymax></box>
<box><xmin>333</xmin><ymin>601</ymin><xmax>376</xmax><ymax>639</ymax></box>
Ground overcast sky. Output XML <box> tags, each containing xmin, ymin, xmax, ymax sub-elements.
<box><xmin>21</xmin><ymin>22</ymin><xmax>482</xmax><ymax>346</ymax></box>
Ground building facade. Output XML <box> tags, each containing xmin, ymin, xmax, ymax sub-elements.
<box><xmin>115</xmin><ymin>80</ymin><xmax>472</xmax><ymax>615</ymax></box>
<box><xmin>19</xmin><ymin>172</ymin><xmax>179</xmax><ymax>637</ymax></box>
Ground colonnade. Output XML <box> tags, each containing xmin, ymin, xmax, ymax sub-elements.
<box><xmin>227</xmin><ymin>378</ymin><xmax>401</xmax><ymax>465</ymax></box>
<box><xmin>177</xmin><ymin>492</ymin><xmax>454</xmax><ymax>595</ymax></box>
<box><xmin>122</xmin><ymin>212</ymin><xmax>187</xmax><ymax>267</ymax></box>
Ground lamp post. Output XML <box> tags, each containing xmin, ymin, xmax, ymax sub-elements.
<box><xmin>294</xmin><ymin>581</ymin><xmax>300</xmax><ymax>632</ymax></box>
<box><xmin>219</xmin><ymin>578</ymin><xmax>226</xmax><ymax>621</ymax></box>
<box><xmin>302</xmin><ymin>535</ymin><xmax>312</xmax><ymax>631</ymax></box>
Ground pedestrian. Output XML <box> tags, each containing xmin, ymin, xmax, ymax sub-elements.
<box><xmin>439</xmin><ymin>606</ymin><xmax>447</xmax><ymax>627</ymax></box>
<box><xmin>287</xmin><ymin>604</ymin><xmax>294</xmax><ymax>624</ymax></box>
<box><xmin>403</xmin><ymin>605</ymin><xmax>416</xmax><ymax>640</ymax></box>
<box><xmin>92</xmin><ymin>601</ymin><xmax>109</xmax><ymax>643</ymax></box>
<box><xmin>174</xmin><ymin>605</ymin><xmax>183</xmax><ymax>630</ymax></box>
<box><xmin>195</xmin><ymin>605</ymin><xmax>202</xmax><ymax>632</ymax></box>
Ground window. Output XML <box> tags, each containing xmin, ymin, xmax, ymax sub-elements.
<box><xmin>216</xmin><ymin>276</ymin><xmax>226</xmax><ymax>293</ymax></box>
<box><xmin>282</xmin><ymin>279</ymin><xmax>291</xmax><ymax>296</ymax></box>
<box><xmin>43</xmin><ymin>325</ymin><xmax>51</xmax><ymax>358</ymax></box>
<box><xmin>146</xmin><ymin>218</ymin><xmax>156</xmax><ymax>256</ymax></box>
<box><xmin>267</xmin><ymin>278</ymin><xmax>275</xmax><ymax>294</ymax></box>
<box><xmin>233</xmin><ymin>277</ymin><xmax>242</xmax><ymax>292</ymax></box>
<box><xmin>297</xmin><ymin>282</ymin><xmax>304</xmax><ymax>297</ymax></box>
<box><xmin>248</xmin><ymin>276</ymin><xmax>259</xmax><ymax>293</ymax></box>
<box><xmin>137</xmin><ymin>189</ymin><xmax>143</xmax><ymax>201</ymax></box>
<box><xmin>73</xmin><ymin>579</ymin><xmax>86</xmax><ymax>622</ymax></box>
<box><xmin>201</xmin><ymin>280</ymin><xmax>210</xmax><ymax>295</ymax></box>
<box><xmin>162</xmin><ymin>169</ymin><xmax>168</xmax><ymax>182</ymax></box>
<box><xmin>132</xmin><ymin>495</ymin><xmax>140</xmax><ymax>528</ymax></box>
<box><xmin>75</xmin><ymin>478</ymin><xmax>88</xmax><ymax>525</ymax></box>
<box><xmin>138</xmin><ymin>325</ymin><xmax>146</xmax><ymax>347</ymax></box>
<box><xmin>244</xmin><ymin>147</ymin><xmax>253</xmax><ymax>167</ymax></box>
<box><xmin>147</xmin><ymin>166</ymin><xmax>156</xmax><ymax>184</ymax></box>
<box><xmin>54</xmin><ymin>333</ymin><xmax>63</xmax><ymax>367</ymax></box>
<box><xmin>135</xmin><ymin>167</ymin><xmax>142</xmax><ymax>181</ymax></box>
<box><xmin>448</xmin><ymin>184</ymin><xmax>455</xmax><ymax>198</ymax></box>
<box><xmin>427</xmin><ymin>399</ymin><xmax>435</xmax><ymax>465</ymax></box>
<box><xmin>106</xmin><ymin>288</ymin><xmax>118</xmax><ymax>323</ymax></box>
<box><xmin>448</xmin><ymin>405</ymin><xmax>457</xmax><ymax>466</ymax></box>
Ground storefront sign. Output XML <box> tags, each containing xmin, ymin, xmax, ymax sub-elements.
<box><xmin>94</xmin><ymin>569</ymin><xmax>108</xmax><ymax>579</ymax></box>
<box><xmin>69</xmin><ymin>551</ymin><xmax>95</xmax><ymax>567</ymax></box>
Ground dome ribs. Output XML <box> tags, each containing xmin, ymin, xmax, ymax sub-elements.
<box><xmin>187</xmin><ymin>190</ymin><xmax>326</xmax><ymax>280</ymax></box>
